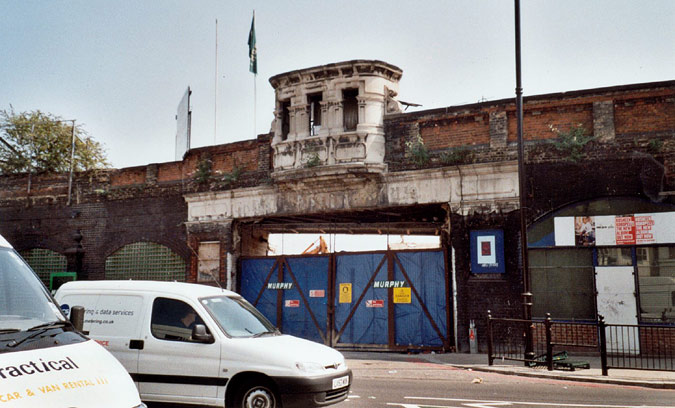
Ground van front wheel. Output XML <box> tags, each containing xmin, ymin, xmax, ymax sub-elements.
<box><xmin>237</xmin><ymin>382</ymin><xmax>278</xmax><ymax>408</ymax></box>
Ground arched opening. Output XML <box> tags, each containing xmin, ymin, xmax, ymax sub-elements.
<box><xmin>105</xmin><ymin>241</ymin><xmax>186</xmax><ymax>281</ymax></box>
<box><xmin>527</xmin><ymin>197</ymin><xmax>675</xmax><ymax>324</ymax></box>
<box><xmin>20</xmin><ymin>248</ymin><xmax>67</xmax><ymax>287</ymax></box>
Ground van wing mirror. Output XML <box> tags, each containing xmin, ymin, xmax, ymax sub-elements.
<box><xmin>192</xmin><ymin>324</ymin><xmax>214</xmax><ymax>343</ymax></box>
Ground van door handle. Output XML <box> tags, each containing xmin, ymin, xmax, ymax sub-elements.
<box><xmin>129</xmin><ymin>340</ymin><xmax>144</xmax><ymax>350</ymax></box>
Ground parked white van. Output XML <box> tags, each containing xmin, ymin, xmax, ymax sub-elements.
<box><xmin>55</xmin><ymin>280</ymin><xmax>352</xmax><ymax>408</ymax></box>
<box><xmin>0</xmin><ymin>235</ymin><xmax>144</xmax><ymax>408</ymax></box>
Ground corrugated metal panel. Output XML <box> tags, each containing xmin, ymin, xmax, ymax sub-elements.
<box><xmin>394</xmin><ymin>251</ymin><xmax>446</xmax><ymax>347</ymax></box>
<box><xmin>282</xmin><ymin>256</ymin><xmax>329</xmax><ymax>343</ymax></box>
<box><xmin>240</xmin><ymin>250</ymin><xmax>450</xmax><ymax>351</ymax></box>
<box><xmin>240</xmin><ymin>258</ymin><xmax>279</xmax><ymax>327</ymax></box>
<box><xmin>335</xmin><ymin>253</ymin><xmax>388</xmax><ymax>345</ymax></box>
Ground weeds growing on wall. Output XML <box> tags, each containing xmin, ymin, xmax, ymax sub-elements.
<box><xmin>440</xmin><ymin>147</ymin><xmax>474</xmax><ymax>165</ymax></box>
<box><xmin>647</xmin><ymin>139</ymin><xmax>663</xmax><ymax>154</ymax></box>
<box><xmin>222</xmin><ymin>163</ymin><xmax>242</xmax><ymax>185</ymax></box>
<box><xmin>550</xmin><ymin>124</ymin><xmax>594</xmax><ymax>162</ymax></box>
<box><xmin>406</xmin><ymin>135</ymin><xmax>430</xmax><ymax>167</ymax></box>
<box><xmin>194</xmin><ymin>158</ymin><xmax>212</xmax><ymax>184</ymax></box>
<box><xmin>304</xmin><ymin>152</ymin><xmax>321</xmax><ymax>168</ymax></box>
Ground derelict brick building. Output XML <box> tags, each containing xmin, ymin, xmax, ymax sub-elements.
<box><xmin>1</xmin><ymin>60</ymin><xmax>673</xmax><ymax>352</ymax></box>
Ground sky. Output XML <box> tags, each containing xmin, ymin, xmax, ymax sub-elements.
<box><xmin>1</xmin><ymin>0</ymin><xmax>674</xmax><ymax>170</ymax></box>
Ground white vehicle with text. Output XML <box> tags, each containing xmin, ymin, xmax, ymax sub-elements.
<box><xmin>0</xmin><ymin>234</ymin><xmax>144</xmax><ymax>408</ymax></box>
<box><xmin>55</xmin><ymin>280</ymin><xmax>352</xmax><ymax>408</ymax></box>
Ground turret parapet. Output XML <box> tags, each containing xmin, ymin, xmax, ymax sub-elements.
<box><xmin>269</xmin><ymin>60</ymin><xmax>403</xmax><ymax>176</ymax></box>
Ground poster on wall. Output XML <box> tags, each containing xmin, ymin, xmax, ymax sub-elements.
<box><xmin>555</xmin><ymin>212</ymin><xmax>675</xmax><ymax>246</ymax></box>
<box><xmin>574</xmin><ymin>216</ymin><xmax>596</xmax><ymax>246</ymax></box>
<box><xmin>470</xmin><ymin>230</ymin><xmax>505</xmax><ymax>274</ymax></box>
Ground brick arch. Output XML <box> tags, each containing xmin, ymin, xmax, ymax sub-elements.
<box><xmin>104</xmin><ymin>241</ymin><xmax>187</xmax><ymax>281</ymax></box>
<box><xmin>19</xmin><ymin>247</ymin><xmax>67</xmax><ymax>286</ymax></box>
<box><xmin>528</xmin><ymin>195</ymin><xmax>675</xmax><ymax>248</ymax></box>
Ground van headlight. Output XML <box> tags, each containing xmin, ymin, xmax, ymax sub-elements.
<box><xmin>133</xmin><ymin>403</ymin><xmax>147</xmax><ymax>408</ymax></box>
<box><xmin>295</xmin><ymin>361</ymin><xmax>325</xmax><ymax>374</ymax></box>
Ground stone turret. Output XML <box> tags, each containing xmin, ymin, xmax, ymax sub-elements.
<box><xmin>269</xmin><ymin>60</ymin><xmax>403</xmax><ymax>177</ymax></box>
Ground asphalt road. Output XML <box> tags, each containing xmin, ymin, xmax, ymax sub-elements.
<box><xmin>338</xmin><ymin>358</ymin><xmax>675</xmax><ymax>408</ymax></box>
<box><xmin>145</xmin><ymin>357</ymin><xmax>675</xmax><ymax>408</ymax></box>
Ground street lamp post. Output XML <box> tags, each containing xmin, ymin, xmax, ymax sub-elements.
<box><xmin>514</xmin><ymin>0</ymin><xmax>534</xmax><ymax>362</ymax></box>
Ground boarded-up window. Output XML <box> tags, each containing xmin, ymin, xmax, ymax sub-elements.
<box><xmin>637</xmin><ymin>245</ymin><xmax>675</xmax><ymax>323</ymax></box>
<box><xmin>530</xmin><ymin>248</ymin><xmax>595</xmax><ymax>320</ymax></box>
<box><xmin>105</xmin><ymin>242</ymin><xmax>185</xmax><ymax>281</ymax></box>
<box><xmin>198</xmin><ymin>241</ymin><xmax>221</xmax><ymax>283</ymax></box>
<box><xmin>343</xmin><ymin>89</ymin><xmax>358</xmax><ymax>131</ymax></box>
<box><xmin>20</xmin><ymin>248</ymin><xmax>67</xmax><ymax>287</ymax></box>
<box><xmin>308</xmin><ymin>93</ymin><xmax>322</xmax><ymax>136</ymax></box>
<box><xmin>281</xmin><ymin>100</ymin><xmax>290</xmax><ymax>140</ymax></box>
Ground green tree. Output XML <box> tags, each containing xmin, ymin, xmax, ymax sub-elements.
<box><xmin>0</xmin><ymin>108</ymin><xmax>109</xmax><ymax>174</ymax></box>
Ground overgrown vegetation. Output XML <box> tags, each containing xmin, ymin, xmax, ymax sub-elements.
<box><xmin>222</xmin><ymin>163</ymin><xmax>243</xmax><ymax>184</ymax></box>
<box><xmin>647</xmin><ymin>139</ymin><xmax>663</xmax><ymax>154</ymax></box>
<box><xmin>405</xmin><ymin>135</ymin><xmax>430</xmax><ymax>167</ymax></box>
<box><xmin>194</xmin><ymin>158</ymin><xmax>212</xmax><ymax>184</ymax></box>
<box><xmin>550</xmin><ymin>124</ymin><xmax>594</xmax><ymax>162</ymax></box>
<box><xmin>440</xmin><ymin>147</ymin><xmax>473</xmax><ymax>165</ymax></box>
<box><xmin>304</xmin><ymin>152</ymin><xmax>321</xmax><ymax>168</ymax></box>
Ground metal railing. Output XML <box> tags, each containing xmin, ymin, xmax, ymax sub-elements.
<box><xmin>487</xmin><ymin>311</ymin><xmax>675</xmax><ymax>375</ymax></box>
<box><xmin>600</xmin><ymin>320</ymin><xmax>675</xmax><ymax>373</ymax></box>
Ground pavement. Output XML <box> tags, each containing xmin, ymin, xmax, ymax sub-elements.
<box><xmin>342</xmin><ymin>351</ymin><xmax>675</xmax><ymax>390</ymax></box>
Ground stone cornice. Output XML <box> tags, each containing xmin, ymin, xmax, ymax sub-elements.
<box><xmin>269</xmin><ymin>60</ymin><xmax>403</xmax><ymax>89</ymax></box>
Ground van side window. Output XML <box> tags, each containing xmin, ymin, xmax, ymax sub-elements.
<box><xmin>150</xmin><ymin>297</ymin><xmax>209</xmax><ymax>342</ymax></box>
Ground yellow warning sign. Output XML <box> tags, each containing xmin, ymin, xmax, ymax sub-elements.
<box><xmin>393</xmin><ymin>287</ymin><xmax>411</xmax><ymax>304</ymax></box>
<box><xmin>339</xmin><ymin>283</ymin><xmax>352</xmax><ymax>303</ymax></box>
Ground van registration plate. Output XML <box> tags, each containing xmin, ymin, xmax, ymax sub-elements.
<box><xmin>332</xmin><ymin>375</ymin><xmax>349</xmax><ymax>389</ymax></box>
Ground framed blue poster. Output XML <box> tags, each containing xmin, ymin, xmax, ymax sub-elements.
<box><xmin>470</xmin><ymin>229</ymin><xmax>505</xmax><ymax>274</ymax></box>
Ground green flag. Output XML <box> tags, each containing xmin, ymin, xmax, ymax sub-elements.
<box><xmin>248</xmin><ymin>12</ymin><xmax>257</xmax><ymax>74</ymax></box>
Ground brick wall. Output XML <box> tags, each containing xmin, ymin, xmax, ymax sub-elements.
<box><xmin>639</xmin><ymin>326</ymin><xmax>675</xmax><ymax>355</ymax></box>
<box><xmin>385</xmin><ymin>81</ymin><xmax>675</xmax><ymax>352</ymax></box>
<box><xmin>0</xmin><ymin>195</ymin><xmax>188</xmax><ymax>280</ymax></box>
<box><xmin>451</xmin><ymin>212</ymin><xmax>523</xmax><ymax>352</ymax></box>
<box><xmin>0</xmin><ymin>81</ymin><xmax>673</xmax><ymax>352</ymax></box>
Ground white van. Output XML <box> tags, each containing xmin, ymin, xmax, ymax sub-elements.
<box><xmin>55</xmin><ymin>280</ymin><xmax>352</xmax><ymax>408</ymax></box>
<box><xmin>0</xmin><ymin>235</ymin><xmax>144</xmax><ymax>408</ymax></box>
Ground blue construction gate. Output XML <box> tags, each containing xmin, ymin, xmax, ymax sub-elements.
<box><xmin>240</xmin><ymin>250</ymin><xmax>452</xmax><ymax>351</ymax></box>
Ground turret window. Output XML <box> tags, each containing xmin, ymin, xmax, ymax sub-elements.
<box><xmin>343</xmin><ymin>88</ymin><xmax>358</xmax><ymax>131</ymax></box>
<box><xmin>308</xmin><ymin>93</ymin><xmax>322</xmax><ymax>136</ymax></box>
<box><xmin>281</xmin><ymin>100</ymin><xmax>290</xmax><ymax>141</ymax></box>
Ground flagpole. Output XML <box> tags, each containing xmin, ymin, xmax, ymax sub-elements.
<box><xmin>214</xmin><ymin>18</ymin><xmax>218</xmax><ymax>145</ymax></box>
<box><xmin>254</xmin><ymin>71</ymin><xmax>257</xmax><ymax>138</ymax></box>
<box><xmin>253</xmin><ymin>10</ymin><xmax>257</xmax><ymax>139</ymax></box>
<box><xmin>248</xmin><ymin>10</ymin><xmax>257</xmax><ymax>138</ymax></box>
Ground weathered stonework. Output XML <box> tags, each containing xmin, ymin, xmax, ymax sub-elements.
<box><xmin>593</xmin><ymin>100</ymin><xmax>615</xmax><ymax>142</ymax></box>
<box><xmin>0</xmin><ymin>58</ymin><xmax>672</xmax><ymax>353</ymax></box>
<box><xmin>184</xmin><ymin>161</ymin><xmax>519</xmax><ymax>224</ymax></box>
<box><xmin>489</xmin><ymin>111</ymin><xmax>508</xmax><ymax>149</ymax></box>
<box><xmin>269</xmin><ymin>60</ymin><xmax>402</xmax><ymax>174</ymax></box>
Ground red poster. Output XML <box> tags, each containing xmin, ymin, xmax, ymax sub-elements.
<box><xmin>615</xmin><ymin>216</ymin><xmax>636</xmax><ymax>245</ymax></box>
<box><xmin>481</xmin><ymin>241</ymin><xmax>492</xmax><ymax>256</ymax></box>
<box><xmin>366</xmin><ymin>300</ymin><xmax>384</xmax><ymax>308</ymax></box>
<box><xmin>309</xmin><ymin>290</ymin><xmax>325</xmax><ymax>298</ymax></box>
<box><xmin>635</xmin><ymin>215</ymin><xmax>656</xmax><ymax>244</ymax></box>
<box><xmin>285</xmin><ymin>300</ymin><xmax>300</xmax><ymax>308</ymax></box>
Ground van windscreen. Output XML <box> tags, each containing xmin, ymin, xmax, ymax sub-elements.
<box><xmin>200</xmin><ymin>296</ymin><xmax>277</xmax><ymax>338</ymax></box>
<box><xmin>0</xmin><ymin>247</ymin><xmax>64</xmax><ymax>332</ymax></box>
